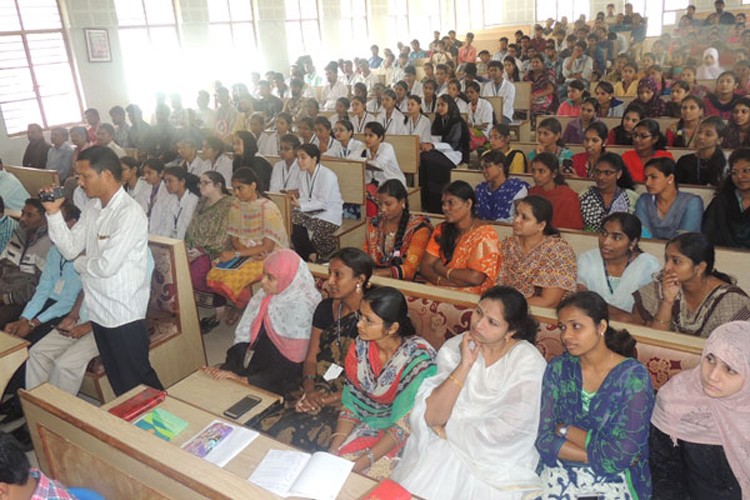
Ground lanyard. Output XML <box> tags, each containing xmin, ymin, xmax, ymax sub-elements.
<box><xmin>409</xmin><ymin>115</ymin><xmax>422</xmax><ymax>134</ymax></box>
<box><xmin>306</xmin><ymin>165</ymin><xmax>321</xmax><ymax>199</ymax></box>
<box><xmin>355</xmin><ymin>114</ymin><xmax>368</xmax><ymax>133</ymax></box>
<box><xmin>282</xmin><ymin>162</ymin><xmax>294</xmax><ymax>189</ymax></box>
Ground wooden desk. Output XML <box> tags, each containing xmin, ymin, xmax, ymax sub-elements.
<box><xmin>22</xmin><ymin>383</ymin><xmax>377</xmax><ymax>499</ymax></box>
<box><xmin>0</xmin><ymin>331</ymin><xmax>28</xmax><ymax>396</ymax></box>
<box><xmin>165</xmin><ymin>370</ymin><xmax>283</xmax><ymax>422</ymax></box>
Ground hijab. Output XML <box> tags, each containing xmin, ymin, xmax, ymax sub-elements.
<box><xmin>696</xmin><ymin>48</ymin><xmax>724</xmax><ymax>80</ymax></box>
<box><xmin>651</xmin><ymin>321</ymin><xmax>750</xmax><ymax>495</ymax></box>
<box><xmin>635</xmin><ymin>77</ymin><xmax>666</xmax><ymax>117</ymax></box>
<box><xmin>235</xmin><ymin>249</ymin><xmax>321</xmax><ymax>363</ymax></box>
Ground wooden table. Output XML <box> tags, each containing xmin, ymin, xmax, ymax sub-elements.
<box><xmin>102</xmin><ymin>384</ymin><xmax>377</xmax><ymax>499</ymax></box>
<box><xmin>0</xmin><ymin>331</ymin><xmax>29</xmax><ymax>396</ymax></box>
<box><xmin>166</xmin><ymin>370</ymin><xmax>283</xmax><ymax>423</ymax></box>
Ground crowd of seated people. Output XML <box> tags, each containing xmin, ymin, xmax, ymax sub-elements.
<box><xmin>3</xmin><ymin>2</ymin><xmax>750</xmax><ymax>497</ymax></box>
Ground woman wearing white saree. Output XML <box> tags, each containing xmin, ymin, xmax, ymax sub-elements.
<box><xmin>392</xmin><ymin>286</ymin><xmax>546</xmax><ymax>499</ymax></box>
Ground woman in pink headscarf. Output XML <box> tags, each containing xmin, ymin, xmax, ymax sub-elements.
<box><xmin>203</xmin><ymin>249</ymin><xmax>321</xmax><ymax>394</ymax></box>
<box><xmin>650</xmin><ymin>321</ymin><xmax>750</xmax><ymax>499</ymax></box>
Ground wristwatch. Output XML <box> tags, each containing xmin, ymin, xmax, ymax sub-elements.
<box><xmin>559</xmin><ymin>425</ymin><xmax>569</xmax><ymax>438</ymax></box>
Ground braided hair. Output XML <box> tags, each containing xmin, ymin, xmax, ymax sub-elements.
<box><xmin>376</xmin><ymin>179</ymin><xmax>411</xmax><ymax>265</ymax></box>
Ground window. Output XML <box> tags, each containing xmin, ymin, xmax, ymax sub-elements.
<box><xmin>386</xmin><ymin>0</ymin><xmax>409</xmax><ymax>47</ymax></box>
<box><xmin>536</xmin><ymin>0</ymin><xmax>590</xmax><ymax>24</ymax></box>
<box><xmin>0</xmin><ymin>0</ymin><xmax>82</xmax><ymax>135</ymax></box>
<box><xmin>341</xmin><ymin>0</ymin><xmax>369</xmax><ymax>55</ymax></box>
<box><xmin>207</xmin><ymin>0</ymin><xmax>262</xmax><ymax>87</ymax></box>
<box><xmin>114</xmin><ymin>0</ymin><xmax>181</xmax><ymax>107</ymax></box>
<box><xmin>456</xmin><ymin>0</ymin><xmax>484</xmax><ymax>32</ymax></box>
<box><xmin>285</xmin><ymin>0</ymin><xmax>321</xmax><ymax>63</ymax></box>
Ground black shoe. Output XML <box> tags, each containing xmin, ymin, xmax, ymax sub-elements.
<box><xmin>0</xmin><ymin>402</ymin><xmax>23</xmax><ymax>425</ymax></box>
<box><xmin>10</xmin><ymin>424</ymin><xmax>32</xmax><ymax>452</ymax></box>
<box><xmin>200</xmin><ymin>316</ymin><xmax>220</xmax><ymax>335</ymax></box>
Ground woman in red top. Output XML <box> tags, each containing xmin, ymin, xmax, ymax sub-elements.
<box><xmin>528</xmin><ymin>152</ymin><xmax>584</xmax><ymax>230</ymax></box>
<box><xmin>620</xmin><ymin>119</ymin><xmax>673</xmax><ymax>183</ymax></box>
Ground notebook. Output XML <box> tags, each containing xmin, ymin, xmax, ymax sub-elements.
<box><xmin>181</xmin><ymin>419</ymin><xmax>259</xmax><ymax>467</ymax></box>
<box><xmin>248</xmin><ymin>449</ymin><xmax>354</xmax><ymax>500</ymax></box>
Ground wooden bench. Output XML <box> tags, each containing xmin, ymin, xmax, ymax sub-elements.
<box><xmin>353</xmin><ymin>133</ymin><xmax>421</xmax><ymax>187</ymax></box>
<box><xmin>450</xmin><ymin>168</ymin><xmax>718</xmax><ymax>207</ymax></box>
<box><xmin>413</xmin><ymin>210</ymin><xmax>750</xmax><ymax>294</ymax></box>
<box><xmin>266</xmin><ymin>155</ymin><xmax>368</xmax><ymax>252</ymax></box>
<box><xmin>4</xmin><ymin>165</ymin><xmax>59</xmax><ymax>198</ymax></box>
<box><xmin>0</xmin><ymin>332</ymin><xmax>28</xmax><ymax>397</ymax></box>
<box><xmin>79</xmin><ymin>236</ymin><xmax>205</xmax><ymax>403</ymax></box>
<box><xmin>308</xmin><ymin>264</ymin><xmax>703</xmax><ymax>389</ymax></box>
<box><xmin>513</xmin><ymin>141</ymin><xmax>696</xmax><ymax>162</ymax></box>
<box><xmin>20</xmin><ymin>383</ymin><xmax>376</xmax><ymax>499</ymax></box>
<box><xmin>512</xmin><ymin>82</ymin><xmax>532</xmax><ymax>118</ymax></box>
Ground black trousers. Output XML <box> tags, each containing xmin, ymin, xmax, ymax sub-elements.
<box><xmin>419</xmin><ymin>150</ymin><xmax>456</xmax><ymax>214</ymax></box>
<box><xmin>92</xmin><ymin>319</ymin><xmax>163</xmax><ymax>396</ymax></box>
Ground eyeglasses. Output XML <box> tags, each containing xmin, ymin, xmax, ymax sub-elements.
<box><xmin>593</xmin><ymin>169</ymin><xmax>617</xmax><ymax>177</ymax></box>
<box><xmin>730</xmin><ymin>167</ymin><xmax>750</xmax><ymax>176</ymax></box>
<box><xmin>632</xmin><ymin>133</ymin><xmax>653</xmax><ymax>140</ymax></box>
<box><xmin>199</xmin><ymin>180</ymin><xmax>214</xmax><ymax>186</ymax></box>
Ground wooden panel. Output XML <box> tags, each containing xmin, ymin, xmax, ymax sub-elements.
<box><xmin>485</xmin><ymin>96</ymin><xmax>504</xmax><ymax>123</ymax></box>
<box><xmin>22</xmin><ymin>384</ymin><xmax>377</xmax><ymax>499</ymax></box>
<box><xmin>322</xmin><ymin>158</ymin><xmax>366</xmax><ymax>206</ymax></box>
<box><xmin>266</xmin><ymin>191</ymin><xmax>292</xmax><ymax>238</ymax></box>
<box><xmin>0</xmin><ymin>331</ymin><xmax>28</xmax><ymax>396</ymax></box>
<box><xmin>335</xmin><ymin>219</ymin><xmax>367</xmax><ymax>250</ymax></box>
<box><xmin>512</xmin><ymin>81</ymin><xmax>532</xmax><ymax>112</ymax></box>
<box><xmin>307</xmin><ymin>263</ymin><xmax>706</xmax><ymax>355</ymax></box>
<box><xmin>4</xmin><ymin>165</ymin><xmax>59</xmax><ymax>197</ymax></box>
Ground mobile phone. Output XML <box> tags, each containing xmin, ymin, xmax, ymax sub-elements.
<box><xmin>223</xmin><ymin>395</ymin><xmax>261</xmax><ymax>420</ymax></box>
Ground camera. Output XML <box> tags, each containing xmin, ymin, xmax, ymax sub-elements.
<box><xmin>39</xmin><ymin>186</ymin><xmax>65</xmax><ymax>203</ymax></box>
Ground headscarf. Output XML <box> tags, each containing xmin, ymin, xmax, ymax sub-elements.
<box><xmin>651</xmin><ymin>321</ymin><xmax>750</xmax><ymax>495</ymax></box>
<box><xmin>234</xmin><ymin>249</ymin><xmax>321</xmax><ymax>362</ymax></box>
<box><xmin>636</xmin><ymin>77</ymin><xmax>666</xmax><ymax>117</ymax></box>
<box><xmin>696</xmin><ymin>48</ymin><xmax>724</xmax><ymax>80</ymax></box>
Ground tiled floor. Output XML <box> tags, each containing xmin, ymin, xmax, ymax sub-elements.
<box><xmin>8</xmin><ymin>309</ymin><xmax>238</xmax><ymax>468</ymax></box>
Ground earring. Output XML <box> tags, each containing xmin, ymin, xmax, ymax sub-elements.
<box><xmin>356</xmin><ymin>283</ymin><xmax>361</xmax><ymax>293</ymax></box>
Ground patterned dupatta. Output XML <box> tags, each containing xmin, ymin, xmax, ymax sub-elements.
<box><xmin>366</xmin><ymin>214</ymin><xmax>432</xmax><ymax>267</ymax></box>
<box><xmin>342</xmin><ymin>336</ymin><xmax>436</xmax><ymax>430</ymax></box>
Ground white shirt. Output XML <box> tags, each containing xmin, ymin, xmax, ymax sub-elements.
<box><xmin>126</xmin><ymin>178</ymin><xmax>151</xmax><ymax>214</ymax></box>
<box><xmin>169</xmin><ymin>191</ymin><xmax>199</xmax><ymax>240</ymax></box>
<box><xmin>468</xmin><ymin>98</ymin><xmax>494</xmax><ymax>137</ymax></box>
<box><xmin>435</xmin><ymin>81</ymin><xmax>449</xmax><ymax>97</ymax></box>
<box><xmin>259</xmin><ymin>131</ymin><xmax>281</xmax><ymax>157</ymax></box>
<box><xmin>406</xmin><ymin>114</ymin><xmax>433</xmax><ymax>143</ymax></box>
<box><xmin>321</xmin><ymin>81</ymin><xmax>349</xmax><ymax>111</ymax></box>
<box><xmin>46</xmin><ymin>187</ymin><xmax>150</xmax><ymax>327</ymax></box>
<box><xmin>377</xmin><ymin>109</ymin><xmax>407</xmax><ymax>136</ymax></box>
<box><xmin>183</xmin><ymin>156</ymin><xmax>208</xmax><ymax>176</ymax></box>
<box><xmin>407</xmin><ymin>80</ymin><xmax>424</xmax><ymax>97</ymax></box>
<box><xmin>298</xmin><ymin>164</ymin><xmax>343</xmax><ymax>226</ymax></box>
<box><xmin>365</xmin><ymin>142</ymin><xmax>406</xmax><ymax>187</ymax></box>
<box><xmin>326</xmin><ymin>138</ymin><xmax>365</xmax><ymax>159</ymax></box>
<box><xmin>353</xmin><ymin>72</ymin><xmax>380</xmax><ymax>92</ymax></box>
<box><xmin>146</xmin><ymin>182</ymin><xmax>174</xmax><ymax>237</ymax></box>
<box><xmin>106</xmin><ymin>141</ymin><xmax>126</xmax><ymax>158</ymax></box>
<box><xmin>270</xmin><ymin>159</ymin><xmax>302</xmax><ymax>192</ymax></box>
<box><xmin>481</xmin><ymin>78</ymin><xmax>516</xmax><ymax>122</ymax></box>
<box><xmin>72</xmin><ymin>186</ymin><xmax>90</xmax><ymax>211</ymax></box>
<box><xmin>351</xmin><ymin>112</ymin><xmax>377</xmax><ymax>134</ymax></box>
<box><xmin>206</xmin><ymin>154</ymin><xmax>233</xmax><ymax>184</ymax></box>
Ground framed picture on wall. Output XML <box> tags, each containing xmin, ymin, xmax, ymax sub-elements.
<box><xmin>84</xmin><ymin>28</ymin><xmax>111</xmax><ymax>63</ymax></box>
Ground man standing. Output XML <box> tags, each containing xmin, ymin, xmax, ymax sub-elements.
<box><xmin>21</xmin><ymin>124</ymin><xmax>50</xmax><ymax>168</ymax></box>
<box><xmin>42</xmin><ymin>146</ymin><xmax>162</xmax><ymax>395</ymax></box>
<box><xmin>457</xmin><ymin>33</ymin><xmax>477</xmax><ymax>64</ymax></box>
<box><xmin>712</xmin><ymin>0</ymin><xmax>736</xmax><ymax>25</ymax></box>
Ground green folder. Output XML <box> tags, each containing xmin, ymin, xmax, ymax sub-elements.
<box><xmin>134</xmin><ymin>408</ymin><xmax>189</xmax><ymax>441</ymax></box>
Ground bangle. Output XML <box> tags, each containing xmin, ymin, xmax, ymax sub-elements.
<box><xmin>446</xmin><ymin>268</ymin><xmax>454</xmax><ymax>282</ymax></box>
<box><xmin>303</xmin><ymin>374</ymin><xmax>316</xmax><ymax>381</ymax></box>
<box><xmin>447</xmin><ymin>374</ymin><xmax>463</xmax><ymax>389</ymax></box>
<box><xmin>329</xmin><ymin>432</ymin><xmax>347</xmax><ymax>443</ymax></box>
<box><xmin>436</xmin><ymin>276</ymin><xmax>442</xmax><ymax>285</ymax></box>
<box><xmin>364</xmin><ymin>448</ymin><xmax>374</xmax><ymax>468</ymax></box>
<box><xmin>653</xmin><ymin>317</ymin><xmax>670</xmax><ymax>326</ymax></box>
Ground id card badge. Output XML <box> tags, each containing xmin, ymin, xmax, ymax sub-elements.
<box><xmin>243</xmin><ymin>349</ymin><xmax>255</xmax><ymax>369</ymax></box>
<box><xmin>323</xmin><ymin>363</ymin><xmax>344</xmax><ymax>382</ymax></box>
<box><xmin>54</xmin><ymin>279</ymin><xmax>65</xmax><ymax>295</ymax></box>
<box><xmin>19</xmin><ymin>264</ymin><xmax>35</xmax><ymax>274</ymax></box>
